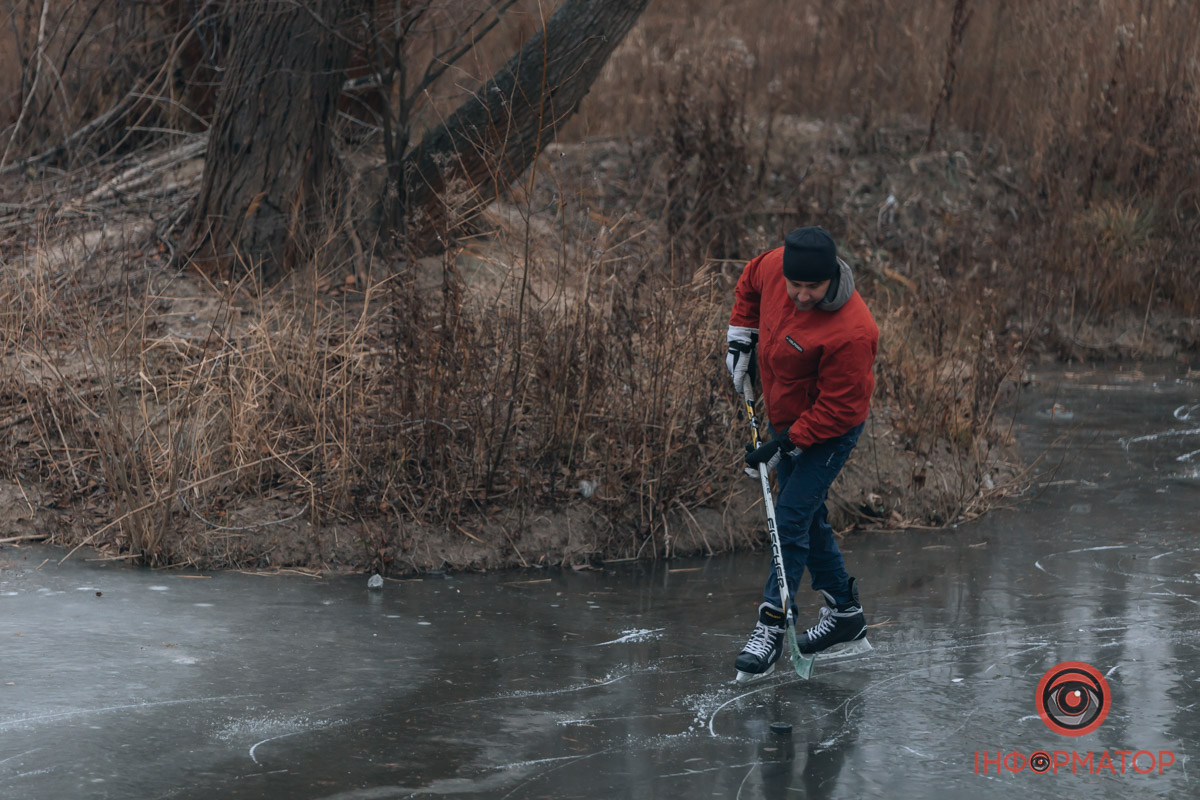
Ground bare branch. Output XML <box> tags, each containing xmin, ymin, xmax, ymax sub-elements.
<box><xmin>406</xmin><ymin>0</ymin><xmax>521</xmax><ymax>108</ymax></box>
<box><xmin>0</xmin><ymin>0</ymin><xmax>51</xmax><ymax>171</ymax></box>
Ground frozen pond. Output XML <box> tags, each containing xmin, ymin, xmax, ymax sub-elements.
<box><xmin>1</xmin><ymin>364</ymin><xmax>1198</xmax><ymax>799</ymax></box>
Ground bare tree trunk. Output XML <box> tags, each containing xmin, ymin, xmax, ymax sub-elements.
<box><xmin>402</xmin><ymin>0</ymin><xmax>651</xmax><ymax>249</ymax></box>
<box><xmin>186</xmin><ymin>0</ymin><xmax>356</xmax><ymax>280</ymax></box>
<box><xmin>185</xmin><ymin>0</ymin><xmax>648</xmax><ymax>278</ymax></box>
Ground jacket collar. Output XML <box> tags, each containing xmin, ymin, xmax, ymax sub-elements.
<box><xmin>816</xmin><ymin>258</ymin><xmax>855</xmax><ymax>311</ymax></box>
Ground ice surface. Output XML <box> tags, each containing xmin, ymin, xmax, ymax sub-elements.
<box><xmin>2</xmin><ymin>365</ymin><xmax>1197</xmax><ymax>799</ymax></box>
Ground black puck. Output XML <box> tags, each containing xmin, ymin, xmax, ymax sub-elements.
<box><xmin>769</xmin><ymin>721</ymin><xmax>792</xmax><ymax>736</ymax></box>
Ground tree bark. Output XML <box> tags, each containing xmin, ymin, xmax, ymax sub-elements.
<box><xmin>186</xmin><ymin>0</ymin><xmax>356</xmax><ymax>281</ymax></box>
<box><xmin>402</xmin><ymin>0</ymin><xmax>650</xmax><ymax>249</ymax></box>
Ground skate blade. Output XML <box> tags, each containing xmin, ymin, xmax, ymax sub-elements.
<box><xmin>734</xmin><ymin>662</ymin><xmax>777</xmax><ymax>685</ymax></box>
<box><xmin>811</xmin><ymin>637</ymin><xmax>874</xmax><ymax>663</ymax></box>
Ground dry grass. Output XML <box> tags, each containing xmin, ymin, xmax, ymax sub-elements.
<box><xmin>0</xmin><ymin>137</ymin><xmax>748</xmax><ymax>567</ymax></box>
<box><xmin>1</xmin><ymin>0</ymin><xmax>1196</xmax><ymax>569</ymax></box>
<box><xmin>579</xmin><ymin>0</ymin><xmax>1199</xmax><ymax>319</ymax></box>
<box><xmin>0</xmin><ymin>114</ymin><xmax>1023</xmax><ymax>569</ymax></box>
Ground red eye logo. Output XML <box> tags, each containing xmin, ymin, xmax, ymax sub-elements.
<box><xmin>1036</xmin><ymin>661</ymin><xmax>1111</xmax><ymax>736</ymax></box>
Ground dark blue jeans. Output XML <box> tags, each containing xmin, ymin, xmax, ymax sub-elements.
<box><xmin>762</xmin><ymin>422</ymin><xmax>863</xmax><ymax>619</ymax></box>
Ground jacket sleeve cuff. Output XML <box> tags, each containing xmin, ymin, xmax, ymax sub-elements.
<box><xmin>726</xmin><ymin>325</ymin><xmax>758</xmax><ymax>344</ymax></box>
<box><xmin>785</xmin><ymin>427</ymin><xmax>812</xmax><ymax>450</ymax></box>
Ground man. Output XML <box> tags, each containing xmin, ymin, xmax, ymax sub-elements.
<box><xmin>724</xmin><ymin>226</ymin><xmax>878</xmax><ymax>680</ymax></box>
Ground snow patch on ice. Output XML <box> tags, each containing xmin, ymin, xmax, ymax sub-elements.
<box><xmin>148</xmin><ymin>585</ymin><xmax>169</xmax><ymax>591</ymax></box>
<box><xmin>215</xmin><ymin>713</ymin><xmax>327</xmax><ymax>742</ymax></box>
<box><xmin>593</xmin><ymin>628</ymin><xmax>665</xmax><ymax>646</ymax></box>
<box><xmin>1121</xmin><ymin>427</ymin><xmax>1200</xmax><ymax>447</ymax></box>
<box><xmin>496</xmin><ymin>754</ymin><xmax>583</xmax><ymax>769</ymax></box>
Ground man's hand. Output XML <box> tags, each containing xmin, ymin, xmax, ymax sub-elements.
<box><xmin>744</xmin><ymin>429</ymin><xmax>803</xmax><ymax>474</ymax></box>
<box><xmin>726</xmin><ymin>326</ymin><xmax>758</xmax><ymax>395</ymax></box>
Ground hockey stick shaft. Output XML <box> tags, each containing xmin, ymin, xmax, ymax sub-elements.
<box><xmin>741</xmin><ymin>387</ymin><xmax>787</xmax><ymax>609</ymax></box>
<box><xmin>742</xmin><ymin>385</ymin><xmax>813</xmax><ymax>679</ymax></box>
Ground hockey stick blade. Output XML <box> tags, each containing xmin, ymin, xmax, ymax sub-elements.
<box><xmin>787</xmin><ymin>626</ymin><xmax>813</xmax><ymax>679</ymax></box>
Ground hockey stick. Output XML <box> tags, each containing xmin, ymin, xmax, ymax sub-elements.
<box><xmin>742</xmin><ymin>384</ymin><xmax>814</xmax><ymax>680</ymax></box>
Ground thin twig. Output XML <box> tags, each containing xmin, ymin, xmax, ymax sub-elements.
<box><xmin>0</xmin><ymin>0</ymin><xmax>51</xmax><ymax>172</ymax></box>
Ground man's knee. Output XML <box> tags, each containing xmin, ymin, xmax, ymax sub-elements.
<box><xmin>774</xmin><ymin>506</ymin><xmax>815</xmax><ymax>547</ymax></box>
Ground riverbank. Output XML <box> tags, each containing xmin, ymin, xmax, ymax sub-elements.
<box><xmin>1</xmin><ymin>116</ymin><xmax>1195</xmax><ymax>572</ymax></box>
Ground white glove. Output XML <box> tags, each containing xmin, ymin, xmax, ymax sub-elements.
<box><xmin>725</xmin><ymin>326</ymin><xmax>758</xmax><ymax>395</ymax></box>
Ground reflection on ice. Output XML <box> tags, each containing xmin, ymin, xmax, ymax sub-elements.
<box><xmin>1035</xmin><ymin>403</ymin><xmax>1074</xmax><ymax>420</ymax></box>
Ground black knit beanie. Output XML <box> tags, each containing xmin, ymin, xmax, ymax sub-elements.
<box><xmin>782</xmin><ymin>227</ymin><xmax>839</xmax><ymax>282</ymax></box>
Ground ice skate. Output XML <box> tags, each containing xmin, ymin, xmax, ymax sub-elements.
<box><xmin>734</xmin><ymin>603</ymin><xmax>787</xmax><ymax>684</ymax></box>
<box><xmin>798</xmin><ymin>578</ymin><xmax>873</xmax><ymax>661</ymax></box>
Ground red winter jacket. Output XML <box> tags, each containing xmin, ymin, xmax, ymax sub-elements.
<box><xmin>729</xmin><ymin>247</ymin><xmax>878</xmax><ymax>449</ymax></box>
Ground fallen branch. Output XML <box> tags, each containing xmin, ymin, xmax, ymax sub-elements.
<box><xmin>0</xmin><ymin>534</ymin><xmax>49</xmax><ymax>545</ymax></box>
<box><xmin>84</xmin><ymin>136</ymin><xmax>207</xmax><ymax>204</ymax></box>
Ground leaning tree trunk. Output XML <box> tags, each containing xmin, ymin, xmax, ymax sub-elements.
<box><xmin>402</xmin><ymin>0</ymin><xmax>651</xmax><ymax>250</ymax></box>
<box><xmin>186</xmin><ymin>0</ymin><xmax>356</xmax><ymax>281</ymax></box>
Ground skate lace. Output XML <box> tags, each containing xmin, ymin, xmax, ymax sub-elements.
<box><xmin>742</xmin><ymin>621</ymin><xmax>776</xmax><ymax>659</ymax></box>
<box><xmin>805</xmin><ymin>606</ymin><xmax>836</xmax><ymax>639</ymax></box>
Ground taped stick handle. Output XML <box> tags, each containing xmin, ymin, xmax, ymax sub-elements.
<box><xmin>742</xmin><ymin>384</ymin><xmax>762</xmax><ymax>449</ymax></box>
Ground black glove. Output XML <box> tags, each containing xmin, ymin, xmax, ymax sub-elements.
<box><xmin>744</xmin><ymin>429</ymin><xmax>803</xmax><ymax>474</ymax></box>
<box><xmin>725</xmin><ymin>326</ymin><xmax>758</xmax><ymax>395</ymax></box>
